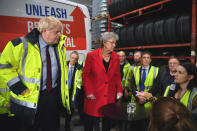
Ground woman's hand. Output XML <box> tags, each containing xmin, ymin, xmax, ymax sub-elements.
<box><xmin>117</xmin><ymin>92</ymin><xmax>123</xmax><ymax>100</ymax></box>
<box><xmin>87</xmin><ymin>94</ymin><xmax>96</xmax><ymax>100</ymax></box>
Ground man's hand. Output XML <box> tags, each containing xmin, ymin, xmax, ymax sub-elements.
<box><xmin>136</xmin><ymin>91</ymin><xmax>147</xmax><ymax>104</ymax></box>
<box><xmin>87</xmin><ymin>94</ymin><xmax>96</xmax><ymax>100</ymax></box>
<box><xmin>137</xmin><ymin>95</ymin><xmax>146</xmax><ymax>104</ymax></box>
<box><xmin>21</xmin><ymin>89</ymin><xmax>30</xmax><ymax>96</ymax></box>
<box><xmin>143</xmin><ymin>92</ymin><xmax>153</xmax><ymax>100</ymax></box>
<box><xmin>6</xmin><ymin>102</ymin><xmax>11</xmax><ymax>110</ymax></box>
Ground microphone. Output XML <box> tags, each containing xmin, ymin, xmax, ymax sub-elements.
<box><xmin>167</xmin><ymin>82</ymin><xmax>176</xmax><ymax>97</ymax></box>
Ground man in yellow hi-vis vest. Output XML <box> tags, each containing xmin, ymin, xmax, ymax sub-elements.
<box><xmin>0</xmin><ymin>77</ymin><xmax>21</xmax><ymax>131</ymax></box>
<box><xmin>118</xmin><ymin>51</ymin><xmax>131</xmax><ymax>87</ymax></box>
<box><xmin>0</xmin><ymin>16</ymin><xmax>70</xmax><ymax>131</ymax></box>
<box><xmin>118</xmin><ymin>51</ymin><xmax>131</xmax><ymax>102</ymax></box>
<box><xmin>65</xmin><ymin>51</ymin><xmax>83</xmax><ymax>131</ymax></box>
<box><xmin>125</xmin><ymin>51</ymin><xmax>159</xmax><ymax>131</ymax></box>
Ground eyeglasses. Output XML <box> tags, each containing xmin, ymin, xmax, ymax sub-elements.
<box><xmin>169</xmin><ymin>62</ymin><xmax>179</xmax><ymax>65</ymax></box>
<box><xmin>106</xmin><ymin>41</ymin><xmax>117</xmax><ymax>45</ymax></box>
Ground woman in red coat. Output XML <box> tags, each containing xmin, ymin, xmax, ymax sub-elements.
<box><xmin>82</xmin><ymin>32</ymin><xmax>123</xmax><ymax>131</ymax></box>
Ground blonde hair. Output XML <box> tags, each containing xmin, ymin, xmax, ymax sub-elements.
<box><xmin>38</xmin><ymin>16</ymin><xmax>63</xmax><ymax>32</ymax></box>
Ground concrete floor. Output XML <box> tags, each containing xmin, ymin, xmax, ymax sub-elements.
<box><xmin>59</xmin><ymin>110</ymin><xmax>119</xmax><ymax>131</ymax></box>
<box><xmin>59</xmin><ymin>112</ymin><xmax>84</xmax><ymax>131</ymax></box>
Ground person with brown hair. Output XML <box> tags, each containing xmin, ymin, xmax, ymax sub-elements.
<box><xmin>149</xmin><ymin>56</ymin><xmax>180</xmax><ymax>96</ymax></box>
<box><xmin>146</xmin><ymin>62</ymin><xmax>197</xmax><ymax>119</ymax></box>
<box><xmin>163</xmin><ymin>62</ymin><xmax>197</xmax><ymax>118</ymax></box>
<box><xmin>149</xmin><ymin>97</ymin><xmax>197</xmax><ymax>131</ymax></box>
<box><xmin>131</xmin><ymin>50</ymin><xmax>142</xmax><ymax>66</ymax></box>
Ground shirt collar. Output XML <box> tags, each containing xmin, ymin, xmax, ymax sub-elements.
<box><xmin>142</xmin><ymin>65</ymin><xmax>149</xmax><ymax>70</ymax></box>
<box><xmin>69</xmin><ymin>63</ymin><xmax>74</xmax><ymax>68</ymax></box>
<box><xmin>39</xmin><ymin>35</ymin><xmax>48</xmax><ymax>49</ymax></box>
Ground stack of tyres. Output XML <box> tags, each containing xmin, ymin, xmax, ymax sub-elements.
<box><xmin>92</xmin><ymin>0</ymin><xmax>109</xmax><ymax>43</ymax></box>
<box><xmin>108</xmin><ymin>0</ymin><xmax>163</xmax><ymax>18</ymax></box>
<box><xmin>116</xmin><ymin>14</ymin><xmax>191</xmax><ymax>47</ymax></box>
<box><xmin>92</xmin><ymin>0</ymin><xmax>108</xmax><ymax>18</ymax></box>
<box><xmin>92</xmin><ymin>0</ymin><xmax>100</xmax><ymax>18</ymax></box>
<box><xmin>92</xmin><ymin>18</ymin><xmax>108</xmax><ymax>42</ymax></box>
<box><xmin>92</xmin><ymin>20</ymin><xmax>101</xmax><ymax>41</ymax></box>
<box><xmin>100</xmin><ymin>0</ymin><xmax>108</xmax><ymax>15</ymax></box>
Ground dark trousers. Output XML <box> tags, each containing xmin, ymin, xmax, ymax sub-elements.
<box><xmin>10</xmin><ymin>101</ymin><xmax>36</xmax><ymax>130</ymax></box>
<box><xmin>65</xmin><ymin>112</ymin><xmax>72</xmax><ymax>131</ymax></box>
<box><xmin>129</xmin><ymin>119</ymin><xmax>149</xmax><ymax>131</ymax></box>
<box><xmin>84</xmin><ymin>113</ymin><xmax>112</xmax><ymax>131</ymax></box>
<box><xmin>76</xmin><ymin>88</ymin><xmax>85</xmax><ymax>124</ymax></box>
<box><xmin>0</xmin><ymin>114</ymin><xmax>21</xmax><ymax>131</ymax></box>
<box><xmin>34</xmin><ymin>87</ymin><xmax>60</xmax><ymax>131</ymax></box>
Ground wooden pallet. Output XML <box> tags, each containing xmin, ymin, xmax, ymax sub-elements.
<box><xmin>92</xmin><ymin>39</ymin><xmax>101</xmax><ymax>44</ymax></box>
<box><xmin>91</xmin><ymin>13</ymin><xmax>109</xmax><ymax>22</ymax></box>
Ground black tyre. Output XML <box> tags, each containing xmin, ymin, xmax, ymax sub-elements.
<box><xmin>135</xmin><ymin>23</ymin><xmax>145</xmax><ymax>46</ymax></box>
<box><xmin>126</xmin><ymin>0</ymin><xmax>136</xmax><ymax>13</ymax></box>
<box><xmin>120</xmin><ymin>0</ymin><xmax>127</xmax><ymax>14</ymax></box>
<box><xmin>135</xmin><ymin>0</ymin><xmax>145</xmax><ymax>9</ymax></box>
<box><xmin>144</xmin><ymin>21</ymin><xmax>155</xmax><ymax>44</ymax></box>
<box><xmin>114</xmin><ymin>28</ymin><xmax>121</xmax><ymax>48</ymax></box>
<box><xmin>113</xmin><ymin>0</ymin><xmax>119</xmax><ymax>17</ymax></box>
<box><xmin>119</xmin><ymin>26</ymin><xmax>128</xmax><ymax>47</ymax></box>
<box><xmin>164</xmin><ymin>16</ymin><xmax>178</xmax><ymax>44</ymax></box>
<box><xmin>153</xmin><ymin>19</ymin><xmax>166</xmax><ymax>44</ymax></box>
<box><xmin>177</xmin><ymin>14</ymin><xmax>191</xmax><ymax>43</ymax></box>
<box><xmin>108</xmin><ymin>0</ymin><xmax>115</xmax><ymax>18</ymax></box>
<box><xmin>116</xmin><ymin>0</ymin><xmax>122</xmax><ymax>16</ymax></box>
<box><xmin>127</xmin><ymin>24</ymin><xmax>136</xmax><ymax>46</ymax></box>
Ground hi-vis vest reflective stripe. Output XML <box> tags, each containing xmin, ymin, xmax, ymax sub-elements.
<box><xmin>78</xmin><ymin>60</ymin><xmax>85</xmax><ymax>67</ymax></box>
<box><xmin>8</xmin><ymin>37</ymin><xmax>41</xmax><ymax>109</ymax></box>
<box><xmin>0</xmin><ymin>88</ymin><xmax>9</xmax><ymax>92</ymax></box>
<box><xmin>0</xmin><ymin>77</ymin><xmax>12</xmax><ymax>115</ymax></box>
<box><xmin>71</xmin><ymin>69</ymin><xmax>82</xmax><ymax>101</ymax></box>
<box><xmin>0</xmin><ymin>87</ymin><xmax>10</xmax><ymax>115</ymax></box>
<box><xmin>133</xmin><ymin>66</ymin><xmax>159</xmax><ymax>91</ymax></box>
<box><xmin>124</xmin><ymin>65</ymin><xmax>135</xmax><ymax>89</ymax></box>
<box><xmin>0</xmin><ymin>35</ymin><xmax>70</xmax><ymax>113</ymax></box>
<box><xmin>164</xmin><ymin>86</ymin><xmax>197</xmax><ymax>111</ymax></box>
<box><xmin>122</xmin><ymin>62</ymin><xmax>131</xmax><ymax>87</ymax></box>
<box><xmin>132</xmin><ymin>66</ymin><xmax>159</xmax><ymax>113</ymax></box>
